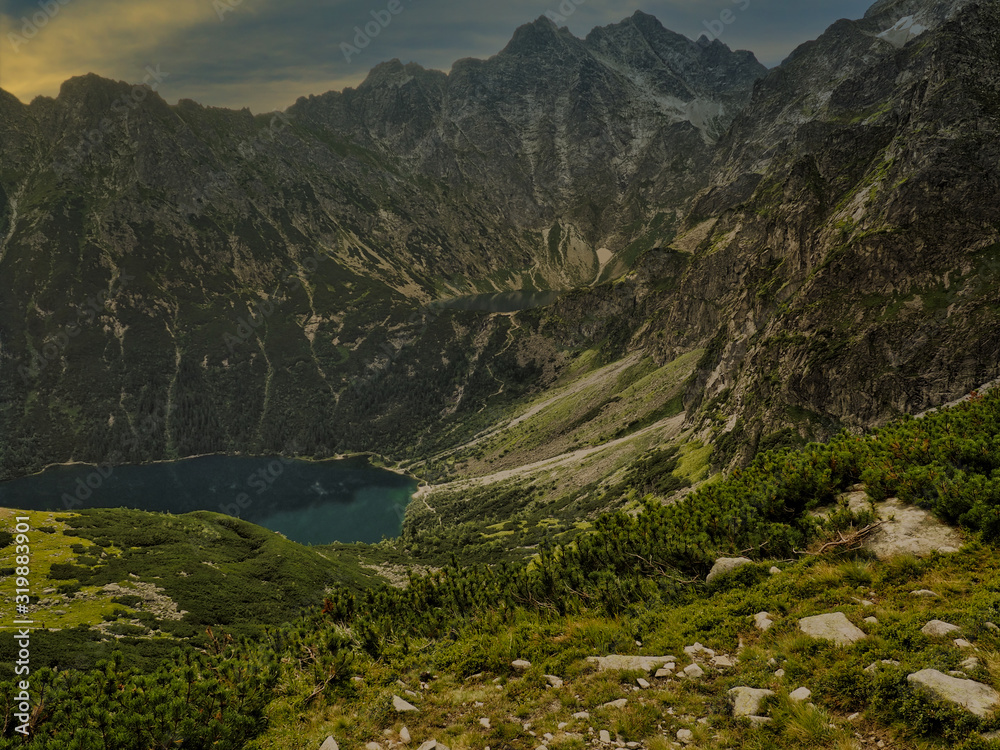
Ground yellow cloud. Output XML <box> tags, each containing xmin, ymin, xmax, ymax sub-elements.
<box><xmin>0</xmin><ymin>0</ymin><xmax>225</xmax><ymax>102</ymax></box>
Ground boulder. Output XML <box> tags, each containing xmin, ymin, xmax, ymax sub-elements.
<box><xmin>789</xmin><ymin>687</ymin><xmax>812</xmax><ymax>702</ymax></box>
<box><xmin>921</xmin><ymin>620</ymin><xmax>961</xmax><ymax>637</ymax></box>
<box><xmin>683</xmin><ymin>663</ymin><xmax>705</xmax><ymax>678</ymax></box>
<box><xmin>729</xmin><ymin>687</ymin><xmax>775</xmax><ymax>717</ymax></box>
<box><xmin>586</xmin><ymin>655</ymin><xmax>677</xmax><ymax>673</ymax></box>
<box><xmin>392</xmin><ymin>695</ymin><xmax>419</xmax><ymax>712</ymax></box>
<box><xmin>707</xmin><ymin>557</ymin><xmax>753</xmax><ymax>585</ymax></box>
<box><xmin>798</xmin><ymin>613</ymin><xmax>866</xmax><ymax>645</ymax></box>
<box><xmin>907</xmin><ymin>669</ymin><xmax>1000</xmax><ymax>717</ymax></box>
<box><xmin>753</xmin><ymin>612</ymin><xmax>774</xmax><ymax>631</ymax></box>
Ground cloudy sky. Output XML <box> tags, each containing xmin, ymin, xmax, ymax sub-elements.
<box><xmin>1</xmin><ymin>0</ymin><xmax>875</xmax><ymax>113</ymax></box>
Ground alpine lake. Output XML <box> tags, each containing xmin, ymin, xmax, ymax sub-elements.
<box><xmin>0</xmin><ymin>455</ymin><xmax>417</xmax><ymax>545</ymax></box>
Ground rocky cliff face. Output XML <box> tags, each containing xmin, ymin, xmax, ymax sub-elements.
<box><xmin>0</xmin><ymin>1</ymin><xmax>996</xmax><ymax>481</ymax></box>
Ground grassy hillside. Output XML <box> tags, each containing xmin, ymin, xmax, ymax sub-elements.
<box><xmin>1</xmin><ymin>389</ymin><xmax>999</xmax><ymax>747</ymax></box>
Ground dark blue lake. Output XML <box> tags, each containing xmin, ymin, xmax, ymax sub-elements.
<box><xmin>437</xmin><ymin>290</ymin><xmax>559</xmax><ymax>313</ymax></box>
<box><xmin>0</xmin><ymin>455</ymin><xmax>416</xmax><ymax>545</ymax></box>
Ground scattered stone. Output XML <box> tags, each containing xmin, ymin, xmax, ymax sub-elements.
<box><xmin>864</xmin><ymin>617</ymin><xmax>879</xmax><ymax>624</ymax></box>
<box><xmin>319</xmin><ymin>738</ymin><xmax>339</xmax><ymax>750</ymax></box>
<box><xmin>535</xmin><ymin>746</ymin><xmax>547</xmax><ymax>750</ymax></box>
<box><xmin>512</xmin><ymin>659</ymin><xmax>532</xmax><ymax>671</ymax></box>
<box><xmin>479</xmin><ymin>718</ymin><xmax>491</xmax><ymax>729</ymax></box>
<box><xmin>986</xmin><ymin>622</ymin><xmax>1000</xmax><ymax>632</ymax></box>
<box><xmin>769</xmin><ymin>566</ymin><xmax>782</xmax><ymax>575</ymax></box>
<box><xmin>352</xmin><ymin>676</ymin><xmax>364</xmax><ymax>683</ymax></box>
<box><xmin>911</xmin><ymin>589</ymin><xmax>940</xmax><ymax>598</ymax></box>
<box><xmin>955</xmin><ymin>639</ymin><xmax>974</xmax><ymax>649</ymax></box>
<box><xmin>572</xmin><ymin>711</ymin><xmax>590</xmax><ymax>720</ymax></box>
<box><xmin>392</xmin><ymin>695</ymin><xmax>419</xmax><ymax>712</ymax></box>
<box><xmin>558</xmin><ymin>722</ymin><xmax>568</xmax><ymax>730</ymax></box>
<box><xmin>676</xmin><ymin>728</ymin><xmax>694</xmax><ymax>744</ymax></box>
<box><xmin>684</xmin><ymin>643</ymin><xmax>716</xmax><ymax>658</ymax></box>
<box><xmin>861</xmin><ymin>600</ymin><xmax>874</xmax><ymax>607</ymax></box>
<box><xmin>400</xmin><ymin>727</ymin><xmax>411</xmax><ymax>744</ymax></box>
<box><xmin>586</xmin><ymin>655</ymin><xmax>677</xmax><ymax>673</ymax></box>
<box><xmin>654</xmin><ymin>665</ymin><xmax>675</xmax><ymax>678</ymax></box>
<box><xmin>864</xmin><ymin>660</ymin><xmax>901</xmax><ymax>673</ymax></box>
<box><xmin>907</xmin><ymin>669</ymin><xmax>1000</xmax><ymax>717</ymax></box>
<box><xmin>706</xmin><ymin>557</ymin><xmax>753</xmax><ymax>585</ymax></box>
<box><xmin>599</xmin><ymin>730</ymin><xmax>612</xmax><ymax>743</ymax></box>
<box><xmin>951</xmin><ymin>671</ymin><xmax>969</xmax><ymax>678</ymax></box>
<box><xmin>790</xmin><ymin>687</ymin><xmax>812</xmax><ymax>702</ymax></box>
<box><xmin>798</xmin><ymin>613</ymin><xmax>867</xmax><ymax>645</ymax></box>
<box><xmin>767</xmin><ymin>658</ymin><xmax>778</xmax><ymax>667</ymax></box>
<box><xmin>416</xmin><ymin>742</ymin><xmax>437</xmax><ymax>750</ymax></box>
<box><xmin>712</xmin><ymin>655</ymin><xmax>735</xmax><ymax>668</ymax></box>
<box><xmin>962</xmin><ymin>657</ymin><xmax>981</xmax><ymax>671</ymax></box>
<box><xmin>748</xmin><ymin>716</ymin><xmax>773</xmax><ymax>725</ymax></box>
<box><xmin>848</xmin><ymin>713</ymin><xmax>861</xmax><ymax>721</ymax></box>
<box><xmin>921</xmin><ymin>620</ymin><xmax>961</xmax><ymax>637</ymax></box>
<box><xmin>729</xmin><ymin>687</ymin><xmax>775</xmax><ymax>717</ymax></box>
<box><xmin>637</xmin><ymin>678</ymin><xmax>651</xmax><ymax>689</ymax></box>
<box><xmin>753</xmin><ymin>612</ymin><xmax>774</xmax><ymax>631</ymax></box>
<box><xmin>601</xmin><ymin>698</ymin><xmax>628</xmax><ymax>710</ymax></box>
<box><xmin>683</xmin><ymin>664</ymin><xmax>705</xmax><ymax>679</ymax></box>
<box><xmin>545</xmin><ymin>674</ymin><xmax>563</xmax><ymax>688</ymax></box>
<box><xmin>405</xmin><ymin>689</ymin><xmax>419</xmax><ymax>697</ymax></box>
<box><xmin>365</xmin><ymin>743</ymin><xmax>384</xmax><ymax>750</ymax></box>
<box><xmin>774</xmin><ymin>669</ymin><xmax>785</xmax><ymax>678</ymax></box>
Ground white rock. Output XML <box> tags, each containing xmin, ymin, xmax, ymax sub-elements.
<box><xmin>400</xmin><ymin>727</ymin><xmax>411</xmax><ymax>744</ymax></box>
<box><xmin>637</xmin><ymin>678</ymin><xmax>650</xmax><ymax>689</ymax></box>
<box><xmin>748</xmin><ymin>715</ymin><xmax>772</xmax><ymax>725</ymax></box>
<box><xmin>864</xmin><ymin>617</ymin><xmax>879</xmax><ymax>624</ymax></box>
<box><xmin>392</xmin><ymin>695</ymin><xmax>419</xmax><ymax>712</ymax></box>
<box><xmin>572</xmin><ymin>711</ymin><xmax>590</xmax><ymax>720</ymax></box>
<box><xmin>654</xmin><ymin>665</ymin><xmax>675</xmax><ymax>678</ymax></box>
<box><xmin>416</xmin><ymin>742</ymin><xmax>437</xmax><ymax>750</ymax></box>
<box><xmin>512</xmin><ymin>659</ymin><xmax>532</xmax><ymax>671</ymax></box>
<box><xmin>798</xmin><ymin>613</ymin><xmax>867</xmax><ymax>645</ymax></box>
<box><xmin>683</xmin><ymin>663</ymin><xmax>705</xmax><ymax>679</ymax></box>
<box><xmin>921</xmin><ymin>620</ymin><xmax>961</xmax><ymax>637</ymax></box>
<box><xmin>557</xmin><ymin>722</ymin><xmax>567</xmax><ymax>730</ymax></box>
<box><xmin>774</xmin><ymin>669</ymin><xmax>786</xmax><ymax>678</ymax></box>
<box><xmin>601</xmin><ymin>698</ymin><xmax>628</xmax><ymax>710</ymax></box>
<box><xmin>753</xmin><ymin>612</ymin><xmax>774</xmax><ymax>631</ymax></box>
<box><xmin>955</xmin><ymin>638</ymin><xmax>974</xmax><ymax>649</ymax></box>
<box><xmin>684</xmin><ymin>642</ymin><xmax>716</xmax><ymax>658</ymax></box>
<box><xmin>962</xmin><ymin>657</ymin><xmax>981</xmax><ymax>671</ymax></box>
<box><xmin>365</xmin><ymin>743</ymin><xmax>384</xmax><ymax>750</ymax></box>
<box><xmin>729</xmin><ymin>687</ymin><xmax>775</xmax><ymax>717</ymax></box>
<box><xmin>479</xmin><ymin>718</ymin><xmax>491</xmax><ymax>728</ymax></box>
<box><xmin>911</xmin><ymin>589</ymin><xmax>940</xmax><ymax>598</ymax></box>
<box><xmin>599</xmin><ymin>730</ymin><xmax>612</xmax><ymax>743</ymax></box>
<box><xmin>676</xmin><ymin>728</ymin><xmax>694</xmax><ymax>744</ymax></box>
<box><xmin>545</xmin><ymin>674</ymin><xmax>563</xmax><ymax>688</ymax></box>
<box><xmin>769</xmin><ymin>566</ymin><xmax>782</xmax><ymax>575</ymax></box>
<box><xmin>319</xmin><ymin>738</ymin><xmax>339</xmax><ymax>750</ymax></box>
<box><xmin>707</xmin><ymin>557</ymin><xmax>753</xmax><ymax>585</ymax></box>
<box><xmin>908</xmin><ymin>669</ymin><xmax>1000</xmax><ymax>717</ymax></box>
<box><xmin>789</xmin><ymin>687</ymin><xmax>812</xmax><ymax>702</ymax></box>
<box><xmin>585</xmin><ymin>655</ymin><xmax>677</xmax><ymax>673</ymax></box>
<box><xmin>712</xmin><ymin>655</ymin><xmax>735</xmax><ymax>668</ymax></box>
